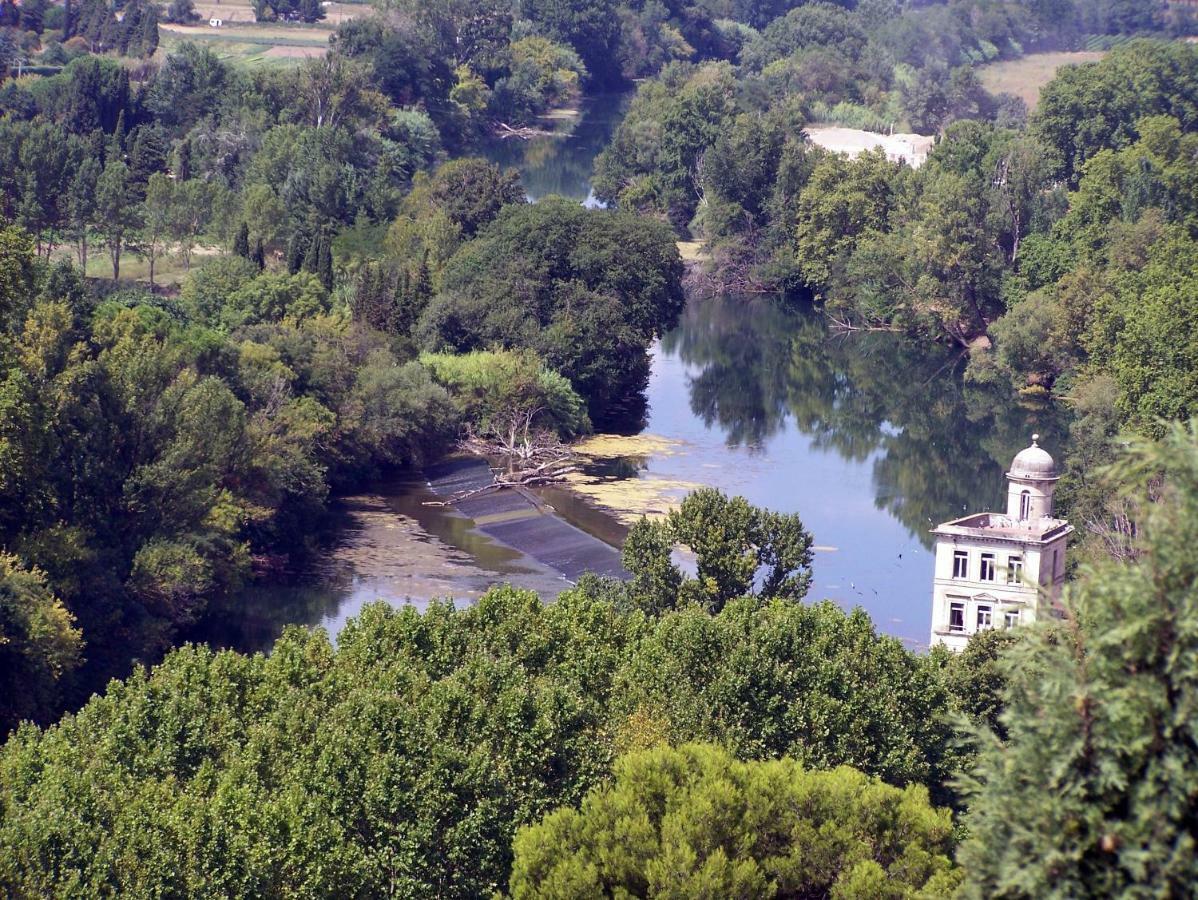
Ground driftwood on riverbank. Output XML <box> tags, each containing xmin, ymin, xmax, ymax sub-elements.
<box><xmin>423</xmin><ymin>418</ymin><xmax>579</xmax><ymax>507</ymax></box>
<box><xmin>494</xmin><ymin>121</ymin><xmax>561</xmax><ymax>139</ymax></box>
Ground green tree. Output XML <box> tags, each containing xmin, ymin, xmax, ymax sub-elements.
<box><xmin>400</xmin><ymin>157</ymin><xmax>525</xmax><ymax>240</ymax></box>
<box><xmin>233</xmin><ymin>221</ymin><xmax>250</xmax><ymax>259</ymax></box>
<box><xmin>510</xmin><ymin>743</ymin><xmax>961</xmax><ymax>899</ymax></box>
<box><xmin>168</xmin><ymin>178</ymin><xmax>213</xmax><ymax>271</ymax></box>
<box><xmin>960</xmin><ymin>419</ymin><xmax>1198</xmax><ymax>897</ymax></box>
<box><xmin>794</xmin><ymin>149</ymin><xmax>905</xmax><ymax>290</ymax></box>
<box><xmin>95</xmin><ymin>157</ymin><xmax>139</xmax><ymax>280</ymax></box>
<box><xmin>140</xmin><ymin>172</ymin><xmax>174</xmax><ymax>288</ymax></box>
<box><xmin>1034</xmin><ymin>41</ymin><xmax>1198</xmax><ymax>183</ymax></box>
<box><xmin>0</xmin><ymin>553</ymin><xmax>83</xmax><ymax>736</ymax></box>
<box><xmin>66</xmin><ymin>158</ymin><xmax>100</xmax><ymax>273</ymax></box>
<box><xmin>621</xmin><ymin>488</ymin><xmax>812</xmax><ymax>613</ymax></box>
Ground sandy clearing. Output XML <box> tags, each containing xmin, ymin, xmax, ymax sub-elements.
<box><xmin>804</xmin><ymin>126</ymin><xmax>935</xmax><ymax>168</ymax></box>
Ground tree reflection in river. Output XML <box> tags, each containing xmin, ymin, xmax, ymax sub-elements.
<box><xmin>660</xmin><ymin>295</ymin><xmax>1065</xmax><ymax>546</ymax></box>
<box><xmin>480</xmin><ymin>93</ymin><xmax>631</xmax><ymax>203</ymax></box>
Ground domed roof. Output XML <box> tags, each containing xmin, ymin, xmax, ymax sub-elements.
<box><xmin>1009</xmin><ymin>434</ymin><xmax>1057</xmax><ymax>480</ymax></box>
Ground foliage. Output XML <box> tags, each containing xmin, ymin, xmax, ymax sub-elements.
<box><xmin>621</xmin><ymin>487</ymin><xmax>813</xmax><ymax>613</ymax></box>
<box><xmin>1034</xmin><ymin>41</ymin><xmax>1198</xmax><ymax>183</ymax></box>
<box><xmin>0</xmin><ymin>584</ymin><xmax>960</xmax><ymax>895</ymax></box>
<box><xmin>418</xmin><ymin>197</ymin><xmax>684</xmax><ymax>428</ymax></box>
<box><xmin>959</xmin><ymin>419</ymin><xmax>1198</xmax><ymax>896</ymax></box>
<box><xmin>510</xmin><ymin>743</ymin><xmax>961</xmax><ymax>899</ymax></box>
<box><xmin>0</xmin><ymin>233</ymin><xmax>457</xmax><ymax>730</ymax></box>
<box><xmin>0</xmin><ymin>553</ymin><xmax>83</xmax><ymax>735</ymax></box>
<box><xmin>421</xmin><ymin>349</ymin><xmax>591</xmax><ymax>439</ymax></box>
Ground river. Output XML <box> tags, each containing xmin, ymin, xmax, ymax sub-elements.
<box><xmin>198</xmin><ymin>94</ymin><xmax>1063</xmax><ymax>653</ymax></box>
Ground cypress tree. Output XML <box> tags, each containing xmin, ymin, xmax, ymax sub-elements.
<box><xmin>302</xmin><ymin>231</ymin><xmax>321</xmax><ymax>273</ymax></box>
<box><xmin>174</xmin><ymin>139</ymin><xmax>191</xmax><ymax>181</ymax></box>
<box><xmin>412</xmin><ymin>250</ymin><xmax>432</xmax><ymax>305</ymax></box>
<box><xmin>139</xmin><ymin>5</ymin><xmax>158</xmax><ymax>58</ymax></box>
<box><xmin>107</xmin><ymin>110</ymin><xmax>125</xmax><ymax>162</ymax></box>
<box><xmin>317</xmin><ymin>236</ymin><xmax>333</xmax><ymax>292</ymax></box>
<box><xmin>233</xmin><ymin>222</ymin><xmax>250</xmax><ymax>259</ymax></box>
<box><xmin>252</xmin><ymin>238</ymin><xmax>265</xmax><ymax>271</ymax></box>
<box><xmin>393</xmin><ymin>268</ymin><xmax>412</xmax><ymax>332</ymax></box>
<box><xmin>285</xmin><ymin>234</ymin><xmax>303</xmax><ymax>275</ymax></box>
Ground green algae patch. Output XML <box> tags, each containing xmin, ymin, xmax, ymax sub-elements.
<box><xmin>572</xmin><ymin>433</ymin><xmax>685</xmax><ymax>460</ymax></box>
<box><xmin>563</xmin><ymin>433</ymin><xmax>701</xmax><ymax>522</ymax></box>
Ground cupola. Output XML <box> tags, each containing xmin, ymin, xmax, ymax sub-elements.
<box><xmin>1006</xmin><ymin>435</ymin><xmax>1059</xmax><ymax>521</ymax></box>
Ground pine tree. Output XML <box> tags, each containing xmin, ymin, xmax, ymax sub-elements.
<box><xmin>233</xmin><ymin>222</ymin><xmax>250</xmax><ymax>259</ymax></box>
<box><xmin>252</xmin><ymin>238</ymin><xmax>265</xmax><ymax>271</ymax></box>
<box><xmin>959</xmin><ymin>419</ymin><xmax>1198</xmax><ymax>897</ymax></box>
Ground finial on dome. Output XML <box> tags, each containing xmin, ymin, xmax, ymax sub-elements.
<box><xmin>1032</xmin><ymin>433</ymin><xmax>1040</xmax><ymax>445</ymax></box>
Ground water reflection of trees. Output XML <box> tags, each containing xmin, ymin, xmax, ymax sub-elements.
<box><xmin>480</xmin><ymin>93</ymin><xmax>631</xmax><ymax>201</ymax></box>
<box><xmin>661</xmin><ymin>295</ymin><xmax>1065</xmax><ymax>545</ymax></box>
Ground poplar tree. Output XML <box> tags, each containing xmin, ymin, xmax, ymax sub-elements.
<box><xmin>68</xmin><ymin>158</ymin><xmax>100</xmax><ymax>272</ymax></box>
<box><xmin>95</xmin><ymin>158</ymin><xmax>138</xmax><ymax>280</ymax></box>
<box><xmin>960</xmin><ymin>420</ymin><xmax>1198</xmax><ymax>897</ymax></box>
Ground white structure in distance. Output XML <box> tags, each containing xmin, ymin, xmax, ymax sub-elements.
<box><xmin>929</xmin><ymin>435</ymin><xmax>1073</xmax><ymax>652</ymax></box>
<box><xmin>804</xmin><ymin>126</ymin><xmax>936</xmax><ymax>169</ymax></box>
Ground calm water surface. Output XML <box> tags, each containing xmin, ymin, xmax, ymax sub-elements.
<box><xmin>627</xmin><ymin>296</ymin><xmax>1061</xmax><ymax>648</ymax></box>
<box><xmin>479</xmin><ymin>92</ymin><xmax>630</xmax><ymax>204</ymax></box>
<box><xmin>203</xmin><ymin>98</ymin><xmax>1062</xmax><ymax>652</ymax></box>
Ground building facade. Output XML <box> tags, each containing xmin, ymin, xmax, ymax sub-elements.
<box><xmin>929</xmin><ymin>436</ymin><xmax>1074</xmax><ymax>652</ymax></box>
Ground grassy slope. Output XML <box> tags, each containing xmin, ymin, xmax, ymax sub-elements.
<box><xmin>977</xmin><ymin>50</ymin><xmax>1108</xmax><ymax>110</ymax></box>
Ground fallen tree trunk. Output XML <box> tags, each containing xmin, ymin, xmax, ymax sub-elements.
<box><xmin>494</xmin><ymin>121</ymin><xmax>559</xmax><ymax>139</ymax></box>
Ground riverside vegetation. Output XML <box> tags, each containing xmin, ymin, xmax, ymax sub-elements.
<box><xmin>4</xmin><ymin>0</ymin><xmax>1198</xmax><ymax>896</ymax></box>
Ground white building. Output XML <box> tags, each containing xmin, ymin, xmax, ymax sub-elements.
<box><xmin>929</xmin><ymin>435</ymin><xmax>1073</xmax><ymax>652</ymax></box>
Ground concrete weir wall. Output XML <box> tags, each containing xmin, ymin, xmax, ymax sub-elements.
<box><xmin>426</xmin><ymin>457</ymin><xmax>629</xmax><ymax>583</ymax></box>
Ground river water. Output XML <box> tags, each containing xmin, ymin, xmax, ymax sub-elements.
<box><xmin>201</xmin><ymin>94</ymin><xmax>1063</xmax><ymax>653</ymax></box>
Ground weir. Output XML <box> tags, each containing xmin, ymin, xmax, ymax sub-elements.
<box><xmin>426</xmin><ymin>457</ymin><xmax>629</xmax><ymax>582</ymax></box>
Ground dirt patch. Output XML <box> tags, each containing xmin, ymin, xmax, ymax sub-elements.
<box><xmin>978</xmin><ymin>51</ymin><xmax>1107</xmax><ymax>110</ymax></box>
<box><xmin>676</xmin><ymin>240</ymin><xmax>709</xmax><ymax>263</ymax></box>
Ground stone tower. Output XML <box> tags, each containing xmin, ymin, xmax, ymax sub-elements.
<box><xmin>928</xmin><ymin>436</ymin><xmax>1074</xmax><ymax>652</ymax></box>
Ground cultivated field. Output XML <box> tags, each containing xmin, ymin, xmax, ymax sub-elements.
<box><xmin>157</xmin><ymin>1</ymin><xmax>364</xmax><ymax>66</ymax></box>
<box><xmin>977</xmin><ymin>50</ymin><xmax>1108</xmax><ymax>110</ymax></box>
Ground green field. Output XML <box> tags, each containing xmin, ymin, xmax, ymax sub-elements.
<box><xmin>977</xmin><ymin>50</ymin><xmax>1108</xmax><ymax>110</ymax></box>
<box><xmin>156</xmin><ymin>2</ymin><xmax>359</xmax><ymax>67</ymax></box>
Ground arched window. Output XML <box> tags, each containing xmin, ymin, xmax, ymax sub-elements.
<box><xmin>1019</xmin><ymin>490</ymin><xmax>1031</xmax><ymax>520</ymax></box>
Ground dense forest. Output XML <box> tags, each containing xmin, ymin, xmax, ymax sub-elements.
<box><xmin>4</xmin><ymin>0</ymin><xmax>1198</xmax><ymax>895</ymax></box>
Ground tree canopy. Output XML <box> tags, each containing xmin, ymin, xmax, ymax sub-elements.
<box><xmin>510</xmin><ymin>743</ymin><xmax>962</xmax><ymax>899</ymax></box>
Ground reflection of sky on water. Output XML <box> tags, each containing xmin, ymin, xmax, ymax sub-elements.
<box><xmin>618</xmin><ymin>295</ymin><xmax>1066</xmax><ymax>650</ymax></box>
<box><xmin>643</xmin><ymin>344</ymin><xmax>935</xmax><ymax>648</ymax></box>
